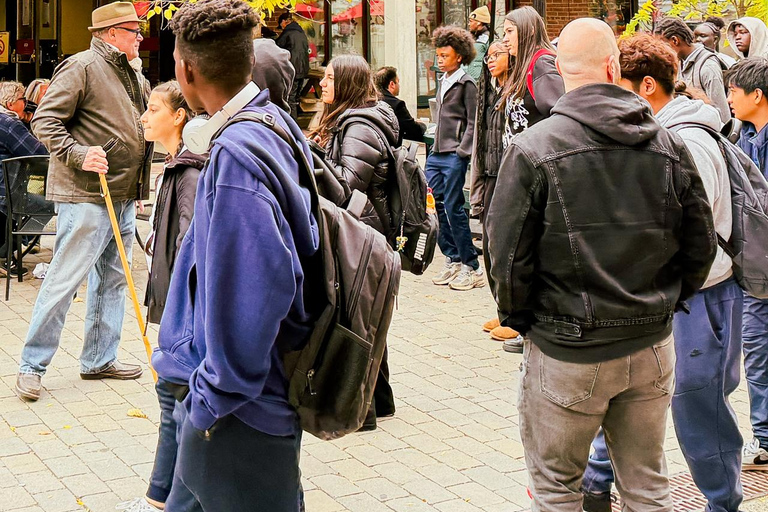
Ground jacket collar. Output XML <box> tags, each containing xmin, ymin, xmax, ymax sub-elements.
<box><xmin>91</xmin><ymin>36</ymin><xmax>130</xmax><ymax>68</ymax></box>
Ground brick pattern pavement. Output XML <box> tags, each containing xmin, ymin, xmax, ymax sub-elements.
<box><xmin>0</xmin><ymin>238</ymin><xmax>765</xmax><ymax>511</ymax></box>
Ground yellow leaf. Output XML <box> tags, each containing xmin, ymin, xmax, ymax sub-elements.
<box><xmin>154</xmin><ymin>5</ymin><xmax>162</xmax><ymax>14</ymax></box>
<box><xmin>9</xmin><ymin>426</ymin><xmax>15</xmax><ymax>433</ymax></box>
<box><xmin>164</xmin><ymin>8</ymin><xmax>173</xmax><ymax>20</ymax></box>
<box><xmin>73</xmin><ymin>297</ymin><xmax>83</xmax><ymax>303</ymax></box>
<box><xmin>127</xmin><ymin>408</ymin><xmax>148</xmax><ymax>419</ymax></box>
<box><xmin>63</xmin><ymin>425</ymin><xmax>72</xmax><ymax>429</ymax></box>
<box><xmin>147</xmin><ymin>9</ymin><xmax>155</xmax><ymax>20</ymax></box>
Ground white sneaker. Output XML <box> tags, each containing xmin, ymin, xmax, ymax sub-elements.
<box><xmin>449</xmin><ymin>265</ymin><xmax>486</xmax><ymax>291</ymax></box>
<box><xmin>743</xmin><ymin>438</ymin><xmax>768</xmax><ymax>471</ymax></box>
<box><xmin>432</xmin><ymin>258</ymin><xmax>461</xmax><ymax>285</ymax></box>
<box><xmin>116</xmin><ymin>498</ymin><xmax>162</xmax><ymax>512</ymax></box>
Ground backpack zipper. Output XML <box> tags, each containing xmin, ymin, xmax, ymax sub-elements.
<box><xmin>347</xmin><ymin>228</ymin><xmax>374</xmax><ymax>319</ymax></box>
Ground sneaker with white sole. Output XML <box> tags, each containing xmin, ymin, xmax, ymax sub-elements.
<box><xmin>432</xmin><ymin>258</ymin><xmax>462</xmax><ymax>285</ymax></box>
<box><xmin>115</xmin><ymin>498</ymin><xmax>162</xmax><ymax>511</ymax></box>
<box><xmin>743</xmin><ymin>437</ymin><xmax>768</xmax><ymax>471</ymax></box>
<box><xmin>449</xmin><ymin>265</ymin><xmax>486</xmax><ymax>291</ymax></box>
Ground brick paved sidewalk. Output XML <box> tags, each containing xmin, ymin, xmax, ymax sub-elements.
<box><xmin>0</xmin><ymin>239</ymin><xmax>766</xmax><ymax>511</ymax></box>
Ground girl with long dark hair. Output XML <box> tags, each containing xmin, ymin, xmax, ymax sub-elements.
<box><xmin>483</xmin><ymin>6</ymin><xmax>565</xmax><ymax>349</ymax></box>
<box><xmin>312</xmin><ymin>54</ymin><xmax>399</xmax><ymax>431</ymax></box>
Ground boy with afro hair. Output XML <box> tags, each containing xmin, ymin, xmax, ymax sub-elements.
<box><xmin>152</xmin><ymin>0</ymin><xmax>318</xmax><ymax>509</ymax></box>
<box><xmin>428</xmin><ymin>25</ymin><xmax>482</xmax><ymax>291</ymax></box>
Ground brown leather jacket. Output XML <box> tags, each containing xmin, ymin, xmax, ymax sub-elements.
<box><xmin>31</xmin><ymin>37</ymin><xmax>152</xmax><ymax>203</ymax></box>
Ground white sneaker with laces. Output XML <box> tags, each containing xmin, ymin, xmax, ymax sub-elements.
<box><xmin>743</xmin><ymin>437</ymin><xmax>768</xmax><ymax>471</ymax></box>
<box><xmin>449</xmin><ymin>264</ymin><xmax>486</xmax><ymax>291</ymax></box>
<box><xmin>432</xmin><ymin>257</ymin><xmax>462</xmax><ymax>285</ymax></box>
<box><xmin>115</xmin><ymin>498</ymin><xmax>162</xmax><ymax>512</ymax></box>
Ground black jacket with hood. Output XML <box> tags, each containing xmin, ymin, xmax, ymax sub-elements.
<box><xmin>276</xmin><ymin>21</ymin><xmax>310</xmax><ymax>80</ymax></box>
<box><xmin>145</xmin><ymin>148</ymin><xmax>206</xmax><ymax>324</ymax></box>
<box><xmin>487</xmin><ymin>84</ymin><xmax>717</xmax><ymax>364</ymax></box>
<box><xmin>326</xmin><ymin>101</ymin><xmax>399</xmax><ymax>237</ymax></box>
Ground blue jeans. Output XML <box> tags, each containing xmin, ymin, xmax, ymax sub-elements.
<box><xmin>582</xmin><ymin>429</ymin><xmax>613</xmax><ymax>494</ymax></box>
<box><xmin>584</xmin><ymin>279</ymin><xmax>744</xmax><ymax>512</ymax></box>
<box><xmin>19</xmin><ymin>201</ymin><xmax>135</xmax><ymax>376</ymax></box>
<box><xmin>425</xmin><ymin>152</ymin><xmax>478</xmax><ymax>269</ymax></box>
<box><xmin>743</xmin><ymin>295</ymin><xmax>768</xmax><ymax>447</ymax></box>
<box><xmin>147</xmin><ymin>379</ymin><xmax>179</xmax><ymax>504</ymax></box>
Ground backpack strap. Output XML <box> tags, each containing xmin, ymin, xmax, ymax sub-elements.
<box><xmin>526</xmin><ymin>49</ymin><xmax>556</xmax><ymax>102</ymax></box>
<box><xmin>669</xmin><ymin>121</ymin><xmax>736</xmax><ymax>256</ymax></box>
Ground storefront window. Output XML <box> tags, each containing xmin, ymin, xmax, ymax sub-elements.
<box><xmin>493</xmin><ymin>0</ymin><xmax>507</xmax><ymax>36</ymax></box>
<box><xmin>331</xmin><ymin>0</ymin><xmax>364</xmax><ymax>58</ymax></box>
<box><xmin>416</xmin><ymin>0</ymin><xmax>437</xmax><ymax>98</ymax></box>
<box><xmin>369</xmin><ymin>0</ymin><xmax>386</xmax><ymax>70</ymax></box>
<box><xmin>590</xmin><ymin>0</ymin><xmax>632</xmax><ymax>35</ymax></box>
<box><xmin>295</xmin><ymin>1</ymin><xmax>326</xmax><ymax>69</ymax></box>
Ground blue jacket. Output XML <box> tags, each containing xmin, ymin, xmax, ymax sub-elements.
<box><xmin>738</xmin><ymin>121</ymin><xmax>768</xmax><ymax>177</ymax></box>
<box><xmin>152</xmin><ymin>89</ymin><xmax>319</xmax><ymax>436</ymax></box>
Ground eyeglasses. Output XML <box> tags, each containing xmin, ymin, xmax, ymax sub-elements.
<box><xmin>484</xmin><ymin>52</ymin><xmax>506</xmax><ymax>64</ymax></box>
<box><xmin>114</xmin><ymin>27</ymin><xmax>142</xmax><ymax>38</ymax></box>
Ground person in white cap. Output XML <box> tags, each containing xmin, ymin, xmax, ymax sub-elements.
<box><xmin>16</xmin><ymin>1</ymin><xmax>151</xmax><ymax>401</ymax></box>
<box><xmin>467</xmin><ymin>6</ymin><xmax>492</xmax><ymax>81</ymax></box>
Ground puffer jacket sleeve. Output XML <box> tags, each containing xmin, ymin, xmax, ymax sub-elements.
<box><xmin>330</xmin><ymin>121</ymin><xmax>392</xmax><ymax>233</ymax></box>
<box><xmin>174</xmin><ymin>166</ymin><xmax>201</xmax><ymax>261</ymax></box>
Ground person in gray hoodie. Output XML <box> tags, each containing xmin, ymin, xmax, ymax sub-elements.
<box><xmin>728</xmin><ymin>16</ymin><xmax>768</xmax><ymax>59</ymax></box>
<box><xmin>582</xmin><ymin>33</ymin><xmax>743</xmax><ymax>512</ymax></box>
<box><xmin>654</xmin><ymin>16</ymin><xmax>731</xmax><ymax>123</ymax></box>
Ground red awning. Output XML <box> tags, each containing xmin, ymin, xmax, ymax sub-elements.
<box><xmin>295</xmin><ymin>2</ymin><xmax>324</xmax><ymax>19</ymax></box>
<box><xmin>332</xmin><ymin>1</ymin><xmax>383</xmax><ymax>22</ymax></box>
<box><xmin>134</xmin><ymin>1</ymin><xmax>152</xmax><ymax>18</ymax></box>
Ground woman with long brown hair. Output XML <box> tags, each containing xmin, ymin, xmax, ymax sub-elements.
<box><xmin>312</xmin><ymin>54</ymin><xmax>399</xmax><ymax>238</ymax></box>
<box><xmin>312</xmin><ymin>54</ymin><xmax>399</xmax><ymax>431</ymax></box>
<box><xmin>483</xmin><ymin>6</ymin><xmax>565</xmax><ymax>350</ymax></box>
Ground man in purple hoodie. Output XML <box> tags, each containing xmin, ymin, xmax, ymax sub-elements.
<box><xmin>151</xmin><ymin>1</ymin><xmax>318</xmax><ymax>510</ymax></box>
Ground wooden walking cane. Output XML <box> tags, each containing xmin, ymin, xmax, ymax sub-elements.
<box><xmin>99</xmin><ymin>173</ymin><xmax>158</xmax><ymax>382</ymax></box>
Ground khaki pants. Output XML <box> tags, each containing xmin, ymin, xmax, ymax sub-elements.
<box><xmin>519</xmin><ymin>336</ymin><xmax>675</xmax><ymax>512</ymax></box>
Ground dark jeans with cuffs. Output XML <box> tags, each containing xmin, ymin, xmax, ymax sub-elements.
<box><xmin>425</xmin><ymin>152</ymin><xmax>478</xmax><ymax>269</ymax></box>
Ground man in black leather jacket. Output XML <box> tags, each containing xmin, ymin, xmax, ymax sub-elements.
<box><xmin>486</xmin><ymin>18</ymin><xmax>716</xmax><ymax>510</ymax></box>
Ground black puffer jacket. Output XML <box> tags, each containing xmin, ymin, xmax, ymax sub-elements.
<box><xmin>144</xmin><ymin>148</ymin><xmax>206</xmax><ymax>324</ymax></box>
<box><xmin>326</xmin><ymin>101</ymin><xmax>399</xmax><ymax>237</ymax></box>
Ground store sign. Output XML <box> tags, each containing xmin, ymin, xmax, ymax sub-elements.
<box><xmin>0</xmin><ymin>33</ymin><xmax>9</xmax><ymax>64</ymax></box>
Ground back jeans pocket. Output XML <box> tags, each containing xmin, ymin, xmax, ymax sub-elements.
<box><xmin>539</xmin><ymin>353</ymin><xmax>600</xmax><ymax>408</ymax></box>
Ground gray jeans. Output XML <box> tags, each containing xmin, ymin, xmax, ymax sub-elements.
<box><xmin>519</xmin><ymin>335</ymin><xmax>675</xmax><ymax>512</ymax></box>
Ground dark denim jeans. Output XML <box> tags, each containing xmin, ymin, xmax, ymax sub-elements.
<box><xmin>146</xmin><ymin>378</ymin><xmax>178</xmax><ymax>503</ymax></box>
<box><xmin>425</xmin><ymin>152</ymin><xmax>478</xmax><ymax>269</ymax></box>
<box><xmin>743</xmin><ymin>295</ymin><xmax>768</xmax><ymax>447</ymax></box>
<box><xmin>584</xmin><ymin>279</ymin><xmax>744</xmax><ymax>512</ymax></box>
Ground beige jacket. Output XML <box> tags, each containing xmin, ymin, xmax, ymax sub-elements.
<box><xmin>32</xmin><ymin>37</ymin><xmax>151</xmax><ymax>203</ymax></box>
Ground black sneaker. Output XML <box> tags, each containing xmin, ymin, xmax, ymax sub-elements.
<box><xmin>582</xmin><ymin>491</ymin><xmax>615</xmax><ymax>512</ymax></box>
<box><xmin>0</xmin><ymin>261</ymin><xmax>28</xmax><ymax>278</ymax></box>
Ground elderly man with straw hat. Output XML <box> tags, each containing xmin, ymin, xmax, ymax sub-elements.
<box><xmin>466</xmin><ymin>5</ymin><xmax>492</xmax><ymax>80</ymax></box>
<box><xmin>16</xmin><ymin>1</ymin><xmax>152</xmax><ymax>401</ymax></box>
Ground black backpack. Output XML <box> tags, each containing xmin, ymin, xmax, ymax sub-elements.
<box><xmin>222</xmin><ymin>111</ymin><xmax>402</xmax><ymax>440</ymax></box>
<box><xmin>674</xmin><ymin>122</ymin><xmax>768</xmax><ymax>298</ymax></box>
<box><xmin>338</xmin><ymin>117</ymin><xmax>438</xmax><ymax>275</ymax></box>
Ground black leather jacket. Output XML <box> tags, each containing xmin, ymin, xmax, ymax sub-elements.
<box><xmin>326</xmin><ymin>102</ymin><xmax>399</xmax><ymax>237</ymax></box>
<box><xmin>487</xmin><ymin>84</ymin><xmax>717</xmax><ymax>363</ymax></box>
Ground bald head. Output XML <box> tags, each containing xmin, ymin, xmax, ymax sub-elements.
<box><xmin>556</xmin><ymin>18</ymin><xmax>621</xmax><ymax>91</ymax></box>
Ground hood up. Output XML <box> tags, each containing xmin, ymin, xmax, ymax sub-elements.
<box><xmin>727</xmin><ymin>17</ymin><xmax>768</xmax><ymax>59</ymax></box>
<box><xmin>551</xmin><ymin>83</ymin><xmax>660</xmax><ymax>146</ymax></box>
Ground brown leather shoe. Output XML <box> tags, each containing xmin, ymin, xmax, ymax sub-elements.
<box><xmin>16</xmin><ymin>373</ymin><xmax>41</xmax><ymax>401</ymax></box>
<box><xmin>80</xmin><ymin>361</ymin><xmax>143</xmax><ymax>380</ymax></box>
<box><xmin>482</xmin><ymin>318</ymin><xmax>500</xmax><ymax>332</ymax></box>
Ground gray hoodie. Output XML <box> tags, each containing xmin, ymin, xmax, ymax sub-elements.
<box><xmin>679</xmin><ymin>44</ymin><xmax>730</xmax><ymax>124</ymax></box>
<box><xmin>657</xmin><ymin>96</ymin><xmax>732</xmax><ymax>288</ymax></box>
<box><xmin>727</xmin><ymin>17</ymin><xmax>768</xmax><ymax>59</ymax></box>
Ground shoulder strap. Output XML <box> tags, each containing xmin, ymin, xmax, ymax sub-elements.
<box><xmin>526</xmin><ymin>49</ymin><xmax>556</xmax><ymax>102</ymax></box>
<box><xmin>215</xmin><ymin>111</ymin><xmax>319</xmax><ymax>214</ymax></box>
<box><xmin>694</xmin><ymin>51</ymin><xmax>721</xmax><ymax>89</ymax></box>
<box><xmin>338</xmin><ymin>116</ymin><xmax>396</xmax><ymax>162</ymax></box>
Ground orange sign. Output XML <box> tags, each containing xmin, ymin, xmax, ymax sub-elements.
<box><xmin>0</xmin><ymin>33</ymin><xmax>8</xmax><ymax>64</ymax></box>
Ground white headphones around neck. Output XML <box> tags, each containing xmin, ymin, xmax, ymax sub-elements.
<box><xmin>182</xmin><ymin>81</ymin><xmax>261</xmax><ymax>155</ymax></box>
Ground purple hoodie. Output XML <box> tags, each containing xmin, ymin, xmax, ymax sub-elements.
<box><xmin>152</xmin><ymin>89</ymin><xmax>319</xmax><ymax>436</ymax></box>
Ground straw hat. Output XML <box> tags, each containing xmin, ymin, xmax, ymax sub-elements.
<box><xmin>88</xmin><ymin>2</ymin><xmax>141</xmax><ymax>32</ymax></box>
<box><xmin>469</xmin><ymin>6</ymin><xmax>491</xmax><ymax>24</ymax></box>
